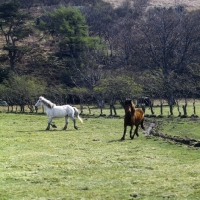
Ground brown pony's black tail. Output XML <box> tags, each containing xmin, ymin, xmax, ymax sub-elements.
<box><xmin>141</xmin><ymin>118</ymin><xmax>145</xmax><ymax>130</ymax></box>
<box><xmin>141</xmin><ymin>105</ymin><xmax>145</xmax><ymax>113</ymax></box>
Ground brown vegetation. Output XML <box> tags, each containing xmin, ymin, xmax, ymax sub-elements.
<box><xmin>105</xmin><ymin>0</ymin><xmax>200</xmax><ymax>9</ymax></box>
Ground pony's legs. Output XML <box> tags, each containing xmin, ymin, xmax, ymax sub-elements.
<box><xmin>131</xmin><ymin>125</ymin><xmax>139</xmax><ymax>139</ymax></box>
<box><xmin>121</xmin><ymin>125</ymin><xmax>127</xmax><ymax>140</ymax></box>
<box><xmin>46</xmin><ymin>118</ymin><xmax>57</xmax><ymax>130</ymax></box>
<box><xmin>68</xmin><ymin>115</ymin><xmax>78</xmax><ymax>130</ymax></box>
<box><xmin>72</xmin><ymin>118</ymin><xmax>78</xmax><ymax>130</ymax></box>
<box><xmin>46</xmin><ymin>123</ymin><xmax>51</xmax><ymax>130</ymax></box>
<box><xmin>63</xmin><ymin>116</ymin><xmax>69</xmax><ymax>130</ymax></box>
<box><xmin>130</xmin><ymin>125</ymin><xmax>133</xmax><ymax>139</ymax></box>
<box><xmin>46</xmin><ymin>117</ymin><xmax>53</xmax><ymax>130</ymax></box>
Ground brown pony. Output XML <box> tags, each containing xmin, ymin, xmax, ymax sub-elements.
<box><xmin>121</xmin><ymin>99</ymin><xmax>145</xmax><ymax>140</ymax></box>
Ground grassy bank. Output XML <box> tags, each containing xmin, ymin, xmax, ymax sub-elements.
<box><xmin>0</xmin><ymin>112</ymin><xmax>200</xmax><ymax>199</ymax></box>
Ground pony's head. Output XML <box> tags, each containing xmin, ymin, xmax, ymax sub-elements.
<box><xmin>124</xmin><ymin>99</ymin><xmax>135</xmax><ymax>115</ymax></box>
<box><xmin>35</xmin><ymin>96</ymin><xmax>55</xmax><ymax>109</ymax></box>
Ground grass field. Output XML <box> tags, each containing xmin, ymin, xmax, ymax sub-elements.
<box><xmin>0</xmin><ymin>105</ymin><xmax>200</xmax><ymax>199</ymax></box>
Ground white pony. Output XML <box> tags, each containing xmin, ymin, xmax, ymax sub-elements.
<box><xmin>35</xmin><ymin>96</ymin><xmax>83</xmax><ymax>130</ymax></box>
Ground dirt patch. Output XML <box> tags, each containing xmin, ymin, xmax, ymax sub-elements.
<box><xmin>150</xmin><ymin>131</ymin><xmax>200</xmax><ymax>147</ymax></box>
<box><xmin>144</xmin><ymin>116</ymin><xmax>200</xmax><ymax>147</ymax></box>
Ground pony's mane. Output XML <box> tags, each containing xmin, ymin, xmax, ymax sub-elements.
<box><xmin>40</xmin><ymin>96</ymin><xmax>56</xmax><ymax>109</ymax></box>
<box><xmin>131</xmin><ymin>101</ymin><xmax>135</xmax><ymax>109</ymax></box>
<box><xmin>130</xmin><ymin>101</ymin><xmax>136</xmax><ymax>115</ymax></box>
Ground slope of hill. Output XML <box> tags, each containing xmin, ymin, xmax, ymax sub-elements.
<box><xmin>104</xmin><ymin>0</ymin><xmax>200</xmax><ymax>10</ymax></box>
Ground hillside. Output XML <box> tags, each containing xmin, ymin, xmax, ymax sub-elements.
<box><xmin>104</xmin><ymin>0</ymin><xmax>200</xmax><ymax>9</ymax></box>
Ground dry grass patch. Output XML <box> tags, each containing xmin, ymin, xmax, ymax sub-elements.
<box><xmin>104</xmin><ymin>0</ymin><xmax>200</xmax><ymax>9</ymax></box>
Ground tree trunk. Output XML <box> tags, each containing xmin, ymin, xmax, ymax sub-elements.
<box><xmin>168</xmin><ymin>93</ymin><xmax>175</xmax><ymax>115</ymax></box>
<box><xmin>80</xmin><ymin>99</ymin><xmax>83</xmax><ymax>114</ymax></box>
<box><xmin>160</xmin><ymin>101</ymin><xmax>163</xmax><ymax>116</ymax></box>
<box><xmin>35</xmin><ymin>106</ymin><xmax>38</xmax><ymax>113</ymax></box>
<box><xmin>150</xmin><ymin>102</ymin><xmax>154</xmax><ymax>115</ymax></box>
<box><xmin>87</xmin><ymin>104</ymin><xmax>91</xmax><ymax>114</ymax></box>
<box><xmin>20</xmin><ymin>105</ymin><xmax>25</xmax><ymax>112</ymax></box>
<box><xmin>193</xmin><ymin>101</ymin><xmax>196</xmax><ymax>116</ymax></box>
<box><xmin>9</xmin><ymin>50</ymin><xmax>16</xmax><ymax>71</ymax></box>
<box><xmin>142</xmin><ymin>105</ymin><xmax>145</xmax><ymax>113</ymax></box>
<box><xmin>109</xmin><ymin>99</ymin><xmax>117</xmax><ymax>116</ymax></box>
<box><xmin>109</xmin><ymin>104</ymin><xmax>117</xmax><ymax>116</ymax></box>
<box><xmin>97</xmin><ymin>99</ymin><xmax>104</xmax><ymax>115</ymax></box>
<box><xmin>177</xmin><ymin>101</ymin><xmax>181</xmax><ymax>117</ymax></box>
<box><xmin>100</xmin><ymin>107</ymin><xmax>103</xmax><ymax>115</ymax></box>
<box><xmin>182</xmin><ymin>99</ymin><xmax>187</xmax><ymax>116</ymax></box>
<box><xmin>169</xmin><ymin>105</ymin><xmax>173</xmax><ymax>115</ymax></box>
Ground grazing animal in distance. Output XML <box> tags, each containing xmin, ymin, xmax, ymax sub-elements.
<box><xmin>35</xmin><ymin>96</ymin><xmax>83</xmax><ymax>130</ymax></box>
<box><xmin>121</xmin><ymin>99</ymin><xmax>145</xmax><ymax>140</ymax></box>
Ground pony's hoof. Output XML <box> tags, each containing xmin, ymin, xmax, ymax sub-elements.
<box><xmin>74</xmin><ymin>126</ymin><xmax>78</xmax><ymax>130</ymax></box>
<box><xmin>120</xmin><ymin>137</ymin><xmax>125</xmax><ymax>141</ymax></box>
<box><xmin>130</xmin><ymin>137</ymin><xmax>134</xmax><ymax>140</ymax></box>
<box><xmin>52</xmin><ymin>125</ymin><xmax>57</xmax><ymax>128</ymax></box>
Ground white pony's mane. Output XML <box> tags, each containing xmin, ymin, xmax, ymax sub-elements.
<box><xmin>40</xmin><ymin>96</ymin><xmax>56</xmax><ymax>109</ymax></box>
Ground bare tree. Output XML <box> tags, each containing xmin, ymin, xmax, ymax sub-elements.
<box><xmin>134</xmin><ymin>6</ymin><xmax>200</xmax><ymax>114</ymax></box>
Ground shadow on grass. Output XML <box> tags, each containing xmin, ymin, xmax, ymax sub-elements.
<box><xmin>16</xmin><ymin>129</ymin><xmax>75</xmax><ymax>133</ymax></box>
<box><xmin>107</xmin><ymin>139</ymin><xmax>131</xmax><ymax>143</ymax></box>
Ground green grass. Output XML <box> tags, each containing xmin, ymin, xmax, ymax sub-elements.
<box><xmin>155</xmin><ymin>117</ymin><xmax>200</xmax><ymax>140</ymax></box>
<box><xmin>0</xmin><ymin>110</ymin><xmax>200</xmax><ymax>199</ymax></box>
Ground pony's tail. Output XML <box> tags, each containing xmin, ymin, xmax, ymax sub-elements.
<box><xmin>73</xmin><ymin>107</ymin><xmax>83</xmax><ymax>123</ymax></box>
<box><xmin>78</xmin><ymin>115</ymin><xmax>83</xmax><ymax>124</ymax></box>
<box><xmin>141</xmin><ymin>118</ymin><xmax>145</xmax><ymax>130</ymax></box>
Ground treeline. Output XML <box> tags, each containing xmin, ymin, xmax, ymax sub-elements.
<box><xmin>0</xmin><ymin>0</ymin><xmax>200</xmax><ymax>115</ymax></box>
